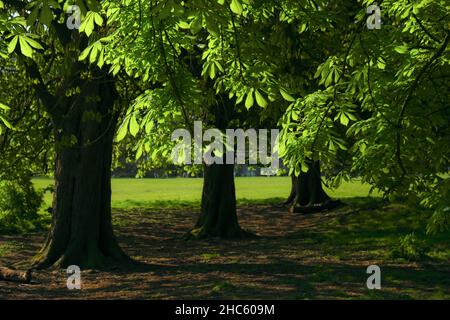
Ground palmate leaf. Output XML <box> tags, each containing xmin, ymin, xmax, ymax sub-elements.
<box><xmin>230</xmin><ymin>0</ymin><xmax>243</xmax><ymax>15</ymax></box>
<box><xmin>245</xmin><ymin>90</ymin><xmax>254</xmax><ymax>109</ymax></box>
<box><xmin>79</xmin><ymin>12</ymin><xmax>103</xmax><ymax>37</ymax></box>
<box><xmin>18</xmin><ymin>36</ymin><xmax>33</xmax><ymax>58</ymax></box>
<box><xmin>8</xmin><ymin>35</ymin><xmax>44</xmax><ymax>58</ymax></box>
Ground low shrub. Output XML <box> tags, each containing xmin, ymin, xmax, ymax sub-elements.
<box><xmin>0</xmin><ymin>178</ymin><xmax>45</xmax><ymax>233</ymax></box>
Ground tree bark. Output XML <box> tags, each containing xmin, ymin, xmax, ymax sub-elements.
<box><xmin>33</xmin><ymin>74</ymin><xmax>131</xmax><ymax>270</ymax></box>
<box><xmin>187</xmin><ymin>164</ymin><xmax>252</xmax><ymax>239</ymax></box>
<box><xmin>283</xmin><ymin>174</ymin><xmax>297</xmax><ymax>206</ymax></box>
<box><xmin>289</xmin><ymin>161</ymin><xmax>343</xmax><ymax>213</ymax></box>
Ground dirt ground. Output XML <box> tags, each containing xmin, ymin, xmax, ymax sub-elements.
<box><xmin>0</xmin><ymin>204</ymin><xmax>449</xmax><ymax>299</ymax></box>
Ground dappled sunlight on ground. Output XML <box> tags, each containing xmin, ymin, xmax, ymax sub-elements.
<box><xmin>0</xmin><ymin>199</ymin><xmax>449</xmax><ymax>299</ymax></box>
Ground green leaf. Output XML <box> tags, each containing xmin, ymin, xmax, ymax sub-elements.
<box><xmin>178</xmin><ymin>21</ymin><xmax>190</xmax><ymax>29</ymax></box>
<box><xmin>209</xmin><ymin>61</ymin><xmax>216</xmax><ymax>79</ymax></box>
<box><xmin>79</xmin><ymin>46</ymin><xmax>92</xmax><ymax>61</ymax></box>
<box><xmin>25</xmin><ymin>37</ymin><xmax>44</xmax><ymax>50</ymax></box>
<box><xmin>0</xmin><ymin>115</ymin><xmax>13</xmax><ymax>129</ymax></box>
<box><xmin>93</xmin><ymin>12</ymin><xmax>103</xmax><ymax>26</ymax></box>
<box><xmin>39</xmin><ymin>4</ymin><xmax>53</xmax><ymax>26</ymax></box>
<box><xmin>280</xmin><ymin>89</ymin><xmax>295</xmax><ymax>102</ymax></box>
<box><xmin>255</xmin><ymin>89</ymin><xmax>268</xmax><ymax>108</ymax></box>
<box><xmin>190</xmin><ymin>15</ymin><xmax>203</xmax><ymax>35</ymax></box>
<box><xmin>230</xmin><ymin>0</ymin><xmax>243</xmax><ymax>15</ymax></box>
<box><xmin>116</xmin><ymin>121</ymin><xmax>128</xmax><ymax>142</ymax></box>
<box><xmin>80</xmin><ymin>12</ymin><xmax>95</xmax><ymax>37</ymax></box>
<box><xmin>97</xmin><ymin>48</ymin><xmax>105</xmax><ymax>68</ymax></box>
<box><xmin>7</xmin><ymin>36</ymin><xmax>18</xmax><ymax>54</ymax></box>
<box><xmin>89</xmin><ymin>43</ymin><xmax>102</xmax><ymax>63</ymax></box>
<box><xmin>26</xmin><ymin>7</ymin><xmax>40</xmax><ymax>26</ymax></box>
<box><xmin>339</xmin><ymin>113</ymin><xmax>349</xmax><ymax>126</ymax></box>
<box><xmin>205</xmin><ymin>15</ymin><xmax>220</xmax><ymax>36</ymax></box>
<box><xmin>325</xmin><ymin>69</ymin><xmax>334</xmax><ymax>87</ymax></box>
<box><xmin>19</xmin><ymin>36</ymin><xmax>33</xmax><ymax>58</ymax></box>
<box><xmin>0</xmin><ymin>102</ymin><xmax>10</xmax><ymax>110</ymax></box>
<box><xmin>394</xmin><ymin>45</ymin><xmax>409</xmax><ymax>54</ymax></box>
<box><xmin>377</xmin><ymin>58</ymin><xmax>386</xmax><ymax>70</ymax></box>
<box><xmin>129</xmin><ymin>115</ymin><xmax>139</xmax><ymax>137</ymax></box>
<box><xmin>245</xmin><ymin>90</ymin><xmax>254</xmax><ymax>109</ymax></box>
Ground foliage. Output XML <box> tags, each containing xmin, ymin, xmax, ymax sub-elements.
<box><xmin>0</xmin><ymin>178</ymin><xmax>45</xmax><ymax>233</ymax></box>
<box><xmin>0</xmin><ymin>59</ymin><xmax>53</xmax><ymax>181</ymax></box>
<box><xmin>389</xmin><ymin>233</ymin><xmax>428</xmax><ymax>261</ymax></box>
<box><xmin>278</xmin><ymin>0</ymin><xmax>450</xmax><ymax>230</ymax></box>
<box><xmin>0</xmin><ymin>0</ymin><xmax>449</xmax><ymax>232</ymax></box>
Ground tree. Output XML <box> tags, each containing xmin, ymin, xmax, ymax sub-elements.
<box><xmin>1</xmin><ymin>0</ymin><xmax>131</xmax><ymax>268</ymax></box>
<box><xmin>98</xmin><ymin>0</ymin><xmax>263</xmax><ymax>239</ymax></box>
<box><xmin>280</xmin><ymin>0</ymin><xmax>450</xmax><ymax>230</ymax></box>
<box><xmin>0</xmin><ymin>58</ymin><xmax>52</xmax><ymax>182</ymax></box>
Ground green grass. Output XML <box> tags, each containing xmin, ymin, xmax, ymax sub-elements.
<box><xmin>33</xmin><ymin>176</ymin><xmax>378</xmax><ymax>209</ymax></box>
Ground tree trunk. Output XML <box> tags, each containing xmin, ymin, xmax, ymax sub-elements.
<box><xmin>283</xmin><ymin>174</ymin><xmax>297</xmax><ymax>206</ymax></box>
<box><xmin>187</xmin><ymin>164</ymin><xmax>252</xmax><ymax>239</ymax></box>
<box><xmin>33</xmin><ymin>76</ymin><xmax>131</xmax><ymax>270</ymax></box>
<box><xmin>289</xmin><ymin>161</ymin><xmax>343</xmax><ymax>214</ymax></box>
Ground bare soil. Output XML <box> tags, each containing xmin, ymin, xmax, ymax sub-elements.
<box><xmin>0</xmin><ymin>204</ymin><xmax>449</xmax><ymax>299</ymax></box>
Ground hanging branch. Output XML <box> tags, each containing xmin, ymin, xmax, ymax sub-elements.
<box><xmin>359</xmin><ymin>35</ymin><xmax>394</xmax><ymax>125</ymax></box>
<box><xmin>412</xmin><ymin>13</ymin><xmax>441</xmax><ymax>43</ymax></box>
<box><xmin>395</xmin><ymin>31</ymin><xmax>450</xmax><ymax>176</ymax></box>
<box><xmin>158</xmin><ymin>28</ymin><xmax>191</xmax><ymax>128</ymax></box>
<box><xmin>310</xmin><ymin>22</ymin><xmax>362</xmax><ymax>158</ymax></box>
<box><xmin>229</xmin><ymin>8</ymin><xmax>245</xmax><ymax>83</ymax></box>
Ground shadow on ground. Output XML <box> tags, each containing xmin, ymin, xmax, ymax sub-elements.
<box><xmin>0</xmin><ymin>197</ymin><xmax>449</xmax><ymax>299</ymax></box>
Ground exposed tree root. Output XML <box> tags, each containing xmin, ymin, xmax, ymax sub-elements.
<box><xmin>289</xmin><ymin>199</ymin><xmax>344</xmax><ymax>214</ymax></box>
<box><xmin>0</xmin><ymin>267</ymin><xmax>32</xmax><ymax>283</ymax></box>
<box><xmin>185</xmin><ymin>226</ymin><xmax>256</xmax><ymax>240</ymax></box>
<box><xmin>32</xmin><ymin>239</ymin><xmax>135</xmax><ymax>271</ymax></box>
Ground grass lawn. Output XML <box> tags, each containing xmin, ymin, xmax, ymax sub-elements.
<box><xmin>33</xmin><ymin>176</ymin><xmax>378</xmax><ymax>209</ymax></box>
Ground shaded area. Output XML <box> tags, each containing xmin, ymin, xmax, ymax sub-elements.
<box><xmin>0</xmin><ymin>198</ymin><xmax>449</xmax><ymax>299</ymax></box>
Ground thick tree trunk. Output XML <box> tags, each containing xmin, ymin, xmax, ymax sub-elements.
<box><xmin>289</xmin><ymin>161</ymin><xmax>343</xmax><ymax>214</ymax></box>
<box><xmin>33</xmin><ymin>76</ymin><xmax>131</xmax><ymax>270</ymax></box>
<box><xmin>283</xmin><ymin>174</ymin><xmax>297</xmax><ymax>206</ymax></box>
<box><xmin>187</xmin><ymin>164</ymin><xmax>251</xmax><ymax>239</ymax></box>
